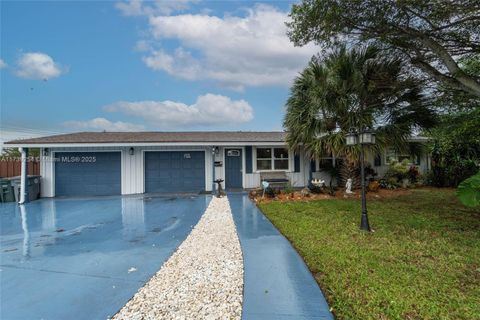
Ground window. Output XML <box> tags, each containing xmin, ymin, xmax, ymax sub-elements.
<box><xmin>318</xmin><ymin>152</ymin><xmax>335</xmax><ymax>171</ymax></box>
<box><xmin>227</xmin><ymin>150</ymin><xmax>240</xmax><ymax>157</ymax></box>
<box><xmin>256</xmin><ymin>147</ymin><xmax>289</xmax><ymax>171</ymax></box>
<box><xmin>274</xmin><ymin>148</ymin><xmax>289</xmax><ymax>170</ymax></box>
<box><xmin>256</xmin><ymin>148</ymin><xmax>272</xmax><ymax>170</ymax></box>
<box><xmin>386</xmin><ymin>148</ymin><xmax>420</xmax><ymax>165</ymax></box>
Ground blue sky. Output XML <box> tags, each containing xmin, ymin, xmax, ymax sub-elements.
<box><xmin>0</xmin><ymin>0</ymin><xmax>318</xmax><ymax>142</ymax></box>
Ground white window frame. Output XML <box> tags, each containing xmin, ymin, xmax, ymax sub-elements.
<box><xmin>316</xmin><ymin>152</ymin><xmax>336</xmax><ymax>171</ymax></box>
<box><xmin>385</xmin><ymin>148</ymin><xmax>420</xmax><ymax>165</ymax></box>
<box><xmin>254</xmin><ymin>146</ymin><xmax>291</xmax><ymax>172</ymax></box>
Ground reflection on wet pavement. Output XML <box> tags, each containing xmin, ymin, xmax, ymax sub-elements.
<box><xmin>228</xmin><ymin>193</ymin><xmax>334</xmax><ymax>320</ymax></box>
<box><xmin>0</xmin><ymin>194</ymin><xmax>209</xmax><ymax>320</ymax></box>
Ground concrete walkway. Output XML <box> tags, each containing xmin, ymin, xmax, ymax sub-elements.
<box><xmin>228</xmin><ymin>193</ymin><xmax>334</xmax><ymax>320</ymax></box>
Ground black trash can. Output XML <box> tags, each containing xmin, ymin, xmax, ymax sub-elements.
<box><xmin>9</xmin><ymin>175</ymin><xmax>41</xmax><ymax>202</ymax></box>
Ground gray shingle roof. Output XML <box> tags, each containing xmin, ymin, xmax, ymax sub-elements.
<box><xmin>5</xmin><ymin>131</ymin><xmax>287</xmax><ymax>145</ymax></box>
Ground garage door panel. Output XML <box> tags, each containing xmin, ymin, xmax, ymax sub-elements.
<box><xmin>55</xmin><ymin>152</ymin><xmax>121</xmax><ymax>196</ymax></box>
<box><xmin>145</xmin><ymin>151</ymin><xmax>205</xmax><ymax>193</ymax></box>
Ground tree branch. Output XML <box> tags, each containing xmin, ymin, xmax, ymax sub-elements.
<box><xmin>411</xmin><ymin>57</ymin><xmax>480</xmax><ymax>96</ymax></box>
<box><xmin>416</xmin><ymin>36</ymin><xmax>480</xmax><ymax>96</ymax></box>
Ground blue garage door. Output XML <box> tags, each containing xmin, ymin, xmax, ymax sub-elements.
<box><xmin>55</xmin><ymin>152</ymin><xmax>121</xmax><ymax>196</ymax></box>
<box><xmin>145</xmin><ymin>151</ymin><xmax>205</xmax><ymax>193</ymax></box>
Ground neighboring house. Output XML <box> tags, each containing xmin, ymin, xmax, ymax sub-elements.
<box><xmin>5</xmin><ymin>131</ymin><xmax>430</xmax><ymax>198</ymax></box>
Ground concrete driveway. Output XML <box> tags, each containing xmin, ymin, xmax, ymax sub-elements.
<box><xmin>0</xmin><ymin>194</ymin><xmax>209</xmax><ymax>320</ymax></box>
<box><xmin>1</xmin><ymin>193</ymin><xmax>333</xmax><ymax>320</ymax></box>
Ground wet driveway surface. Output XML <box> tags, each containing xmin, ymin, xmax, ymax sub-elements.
<box><xmin>0</xmin><ymin>194</ymin><xmax>209</xmax><ymax>320</ymax></box>
<box><xmin>228</xmin><ymin>193</ymin><xmax>333</xmax><ymax>320</ymax></box>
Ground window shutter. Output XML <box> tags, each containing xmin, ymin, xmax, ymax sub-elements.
<box><xmin>245</xmin><ymin>146</ymin><xmax>253</xmax><ymax>173</ymax></box>
<box><xmin>374</xmin><ymin>154</ymin><xmax>382</xmax><ymax>167</ymax></box>
<box><xmin>294</xmin><ymin>154</ymin><xmax>300</xmax><ymax>172</ymax></box>
<box><xmin>310</xmin><ymin>160</ymin><xmax>316</xmax><ymax>173</ymax></box>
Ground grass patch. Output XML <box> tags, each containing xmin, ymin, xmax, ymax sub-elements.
<box><xmin>258</xmin><ymin>189</ymin><xmax>480</xmax><ymax>320</ymax></box>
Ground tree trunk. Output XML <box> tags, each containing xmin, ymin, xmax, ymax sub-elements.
<box><xmin>338</xmin><ymin>160</ymin><xmax>361</xmax><ymax>190</ymax></box>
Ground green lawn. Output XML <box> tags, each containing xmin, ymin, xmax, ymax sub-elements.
<box><xmin>258</xmin><ymin>189</ymin><xmax>480</xmax><ymax>320</ymax></box>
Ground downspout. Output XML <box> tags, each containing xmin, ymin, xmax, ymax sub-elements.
<box><xmin>211</xmin><ymin>146</ymin><xmax>216</xmax><ymax>194</ymax></box>
<box><xmin>19</xmin><ymin>147</ymin><xmax>29</xmax><ymax>204</ymax></box>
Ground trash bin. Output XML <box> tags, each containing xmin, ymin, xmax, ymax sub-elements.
<box><xmin>28</xmin><ymin>176</ymin><xmax>41</xmax><ymax>201</ymax></box>
<box><xmin>8</xmin><ymin>175</ymin><xmax>41</xmax><ymax>202</ymax></box>
<box><xmin>0</xmin><ymin>179</ymin><xmax>15</xmax><ymax>202</ymax></box>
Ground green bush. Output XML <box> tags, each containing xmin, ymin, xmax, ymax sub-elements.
<box><xmin>263</xmin><ymin>187</ymin><xmax>277</xmax><ymax>198</ymax></box>
<box><xmin>408</xmin><ymin>165</ymin><xmax>421</xmax><ymax>183</ymax></box>
<box><xmin>428</xmin><ymin>109</ymin><xmax>480</xmax><ymax>187</ymax></box>
<box><xmin>457</xmin><ymin>171</ymin><xmax>480</xmax><ymax>207</ymax></box>
<box><xmin>389</xmin><ymin>159</ymin><xmax>410</xmax><ymax>179</ymax></box>
<box><xmin>379</xmin><ymin>178</ymin><xmax>395</xmax><ymax>189</ymax></box>
<box><xmin>284</xmin><ymin>183</ymin><xmax>296</xmax><ymax>194</ymax></box>
<box><xmin>309</xmin><ymin>184</ymin><xmax>324</xmax><ymax>194</ymax></box>
<box><xmin>427</xmin><ymin>159</ymin><xmax>478</xmax><ymax>187</ymax></box>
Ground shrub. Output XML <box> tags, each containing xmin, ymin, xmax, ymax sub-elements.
<box><xmin>264</xmin><ymin>187</ymin><xmax>277</xmax><ymax>198</ymax></box>
<box><xmin>309</xmin><ymin>184</ymin><xmax>324</xmax><ymax>194</ymax></box>
<box><xmin>428</xmin><ymin>108</ymin><xmax>480</xmax><ymax>187</ymax></box>
<box><xmin>427</xmin><ymin>159</ymin><xmax>478</xmax><ymax>187</ymax></box>
<box><xmin>457</xmin><ymin>171</ymin><xmax>480</xmax><ymax>207</ymax></box>
<box><xmin>380</xmin><ymin>177</ymin><xmax>399</xmax><ymax>189</ymax></box>
<box><xmin>408</xmin><ymin>165</ymin><xmax>420</xmax><ymax>183</ymax></box>
<box><xmin>385</xmin><ymin>159</ymin><xmax>410</xmax><ymax>180</ymax></box>
<box><xmin>284</xmin><ymin>183</ymin><xmax>296</xmax><ymax>194</ymax></box>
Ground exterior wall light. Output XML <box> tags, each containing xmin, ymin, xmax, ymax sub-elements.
<box><xmin>129</xmin><ymin>147</ymin><xmax>134</xmax><ymax>155</ymax></box>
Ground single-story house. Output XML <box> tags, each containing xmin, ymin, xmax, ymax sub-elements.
<box><xmin>5</xmin><ymin>131</ymin><xmax>431</xmax><ymax>199</ymax></box>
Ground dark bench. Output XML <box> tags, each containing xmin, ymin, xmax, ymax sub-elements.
<box><xmin>260</xmin><ymin>171</ymin><xmax>289</xmax><ymax>188</ymax></box>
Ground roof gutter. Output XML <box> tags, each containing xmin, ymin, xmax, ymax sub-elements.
<box><xmin>4</xmin><ymin>141</ymin><xmax>288</xmax><ymax>148</ymax></box>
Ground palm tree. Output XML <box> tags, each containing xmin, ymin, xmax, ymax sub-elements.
<box><xmin>284</xmin><ymin>45</ymin><xmax>436</xmax><ymax>187</ymax></box>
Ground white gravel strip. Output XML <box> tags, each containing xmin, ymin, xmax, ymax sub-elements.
<box><xmin>113</xmin><ymin>196</ymin><xmax>244</xmax><ymax>320</ymax></box>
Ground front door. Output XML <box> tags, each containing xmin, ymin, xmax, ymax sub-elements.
<box><xmin>225</xmin><ymin>149</ymin><xmax>242</xmax><ymax>189</ymax></box>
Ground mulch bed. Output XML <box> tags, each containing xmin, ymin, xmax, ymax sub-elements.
<box><xmin>251</xmin><ymin>187</ymin><xmax>415</xmax><ymax>204</ymax></box>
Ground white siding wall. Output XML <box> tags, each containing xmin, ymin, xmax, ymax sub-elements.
<box><xmin>367</xmin><ymin>151</ymin><xmax>430</xmax><ymax>179</ymax></box>
<box><xmin>40</xmin><ymin>145</ymin><xmax>214</xmax><ymax>197</ymax></box>
<box><xmin>214</xmin><ymin>147</ymin><xmax>225</xmax><ymax>189</ymax></box>
<box><xmin>245</xmin><ymin>146</ymin><xmax>308</xmax><ymax>189</ymax></box>
<box><xmin>39</xmin><ymin>144</ymin><xmax>431</xmax><ymax>197</ymax></box>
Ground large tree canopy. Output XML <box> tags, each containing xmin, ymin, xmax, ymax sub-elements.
<box><xmin>287</xmin><ymin>0</ymin><xmax>480</xmax><ymax>97</ymax></box>
<box><xmin>284</xmin><ymin>45</ymin><xmax>436</xmax><ymax>162</ymax></box>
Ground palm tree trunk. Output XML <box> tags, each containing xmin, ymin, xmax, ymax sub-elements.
<box><xmin>338</xmin><ymin>160</ymin><xmax>361</xmax><ymax>189</ymax></box>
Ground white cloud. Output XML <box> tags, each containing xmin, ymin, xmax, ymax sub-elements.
<box><xmin>0</xmin><ymin>59</ymin><xmax>7</xmax><ymax>69</ymax></box>
<box><xmin>15</xmin><ymin>52</ymin><xmax>65</xmax><ymax>80</ymax></box>
<box><xmin>140</xmin><ymin>4</ymin><xmax>318</xmax><ymax>90</ymax></box>
<box><xmin>63</xmin><ymin>118</ymin><xmax>145</xmax><ymax>131</ymax></box>
<box><xmin>116</xmin><ymin>0</ymin><xmax>198</xmax><ymax>16</ymax></box>
<box><xmin>134</xmin><ymin>39</ymin><xmax>152</xmax><ymax>52</ymax></box>
<box><xmin>104</xmin><ymin>93</ymin><xmax>253</xmax><ymax>128</ymax></box>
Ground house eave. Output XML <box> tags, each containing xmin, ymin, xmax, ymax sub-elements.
<box><xmin>4</xmin><ymin>141</ymin><xmax>288</xmax><ymax>148</ymax></box>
